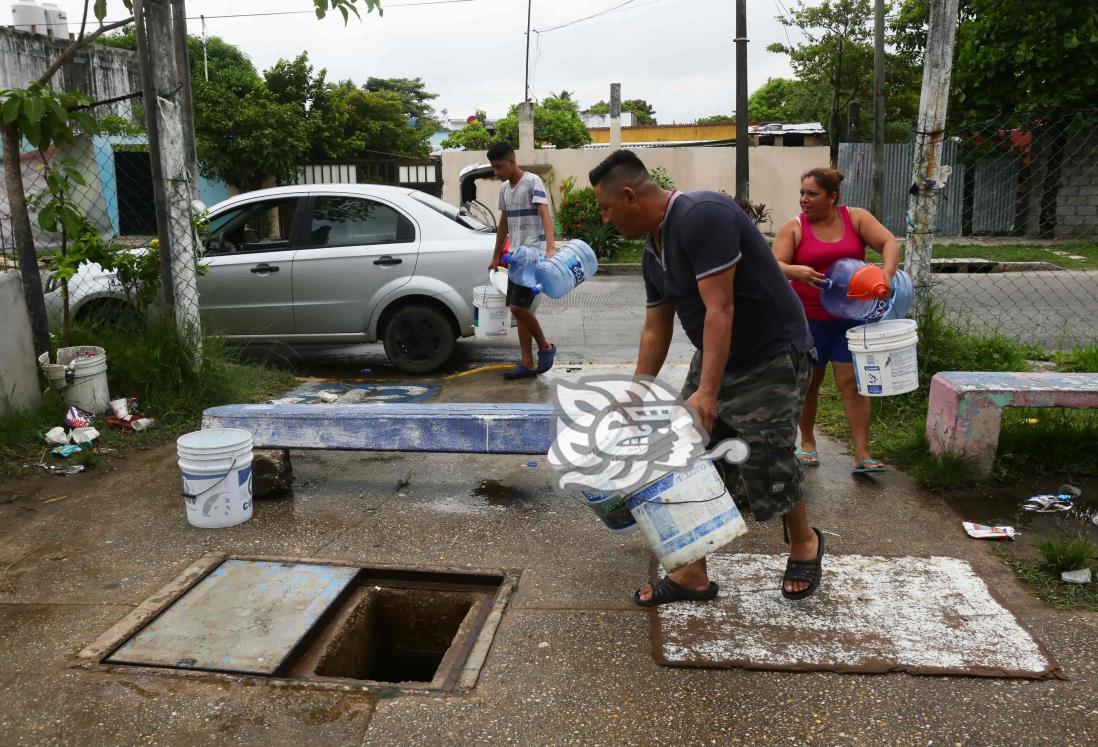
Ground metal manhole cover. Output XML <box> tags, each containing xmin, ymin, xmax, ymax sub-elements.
<box><xmin>106</xmin><ymin>560</ymin><xmax>359</xmax><ymax>675</ymax></box>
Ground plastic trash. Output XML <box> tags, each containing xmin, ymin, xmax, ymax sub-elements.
<box><xmin>51</xmin><ymin>444</ymin><xmax>83</xmax><ymax>458</ymax></box>
<box><xmin>131</xmin><ymin>418</ymin><xmax>155</xmax><ymax>431</ymax></box>
<box><xmin>32</xmin><ymin>463</ymin><xmax>85</xmax><ymax>476</ymax></box>
<box><xmin>963</xmin><ymin>521</ymin><xmax>1015</xmax><ymax>540</ymax></box>
<box><xmin>70</xmin><ymin>427</ymin><xmax>99</xmax><ymax>444</ymax></box>
<box><xmin>820</xmin><ymin>258</ymin><xmax>913</xmax><ymax>321</ymax></box>
<box><xmin>43</xmin><ymin>426</ymin><xmax>69</xmax><ymax>446</ymax></box>
<box><xmin>65</xmin><ymin>406</ymin><xmax>94</xmax><ymax>429</ymax></box>
<box><xmin>1021</xmin><ymin>484</ymin><xmax>1081</xmax><ymax>513</ymax></box>
<box><xmin>317</xmin><ymin>391</ymin><xmax>339</xmax><ymax>403</ymax></box>
<box><xmin>1062</xmin><ymin>569</ymin><xmax>1092</xmax><ymax>584</ymax></box>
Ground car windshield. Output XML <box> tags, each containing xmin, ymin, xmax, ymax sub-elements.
<box><xmin>408</xmin><ymin>191</ymin><xmax>491</xmax><ymax>232</ymax></box>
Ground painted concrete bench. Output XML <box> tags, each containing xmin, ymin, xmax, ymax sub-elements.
<box><xmin>926</xmin><ymin>371</ymin><xmax>1098</xmax><ymax>476</ymax></box>
<box><xmin>201</xmin><ymin>403</ymin><xmax>555</xmax><ymax>455</ymax></box>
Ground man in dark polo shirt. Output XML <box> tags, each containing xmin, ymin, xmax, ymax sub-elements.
<box><xmin>589</xmin><ymin>149</ymin><xmax>824</xmax><ymax>606</ymax></box>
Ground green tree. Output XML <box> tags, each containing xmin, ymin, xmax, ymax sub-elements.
<box><xmin>746</xmin><ymin>77</ymin><xmax>822</xmax><ymax>123</ymax></box>
<box><xmin>585</xmin><ymin>98</ymin><xmax>657</xmax><ymax>125</ymax></box>
<box><xmin>768</xmin><ymin>0</ymin><xmax>875</xmax><ymax>166</ymax></box>
<box><xmin>495</xmin><ymin>96</ymin><xmax>592</xmax><ymax>149</ymax></box>
<box><xmin>695</xmin><ymin>114</ymin><xmax>736</xmax><ymax>125</ymax></box>
<box><xmin>440</xmin><ymin>120</ymin><xmax>493</xmax><ymax>150</ymax></box>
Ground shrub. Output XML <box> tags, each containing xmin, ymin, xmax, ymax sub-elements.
<box><xmin>556</xmin><ymin>185</ymin><xmax>621</xmax><ymax>260</ymax></box>
<box><xmin>1035</xmin><ymin>535</ymin><xmax>1096</xmax><ymax>575</ymax></box>
<box><xmin>650</xmin><ymin>166</ymin><xmax>675</xmax><ymax>190</ymax></box>
<box><xmin>735</xmin><ymin>198</ymin><xmax>772</xmax><ymax>228</ymax></box>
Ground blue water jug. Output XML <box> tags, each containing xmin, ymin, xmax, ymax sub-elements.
<box><xmin>530</xmin><ymin>239</ymin><xmax>599</xmax><ymax>299</ymax></box>
<box><xmin>820</xmin><ymin>258</ymin><xmax>913</xmax><ymax>321</ymax></box>
<box><xmin>505</xmin><ymin>245</ymin><xmax>542</xmax><ymax>289</ymax></box>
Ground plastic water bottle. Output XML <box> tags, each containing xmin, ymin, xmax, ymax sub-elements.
<box><xmin>820</xmin><ymin>258</ymin><xmax>912</xmax><ymax>321</ymax></box>
<box><xmin>530</xmin><ymin>239</ymin><xmax>599</xmax><ymax>299</ymax></box>
<box><xmin>505</xmin><ymin>245</ymin><xmax>542</xmax><ymax>289</ymax></box>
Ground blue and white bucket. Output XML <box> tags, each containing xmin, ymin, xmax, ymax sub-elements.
<box><xmin>625</xmin><ymin>460</ymin><xmax>748</xmax><ymax>573</ymax></box>
<box><xmin>176</xmin><ymin>428</ymin><xmax>254</xmax><ymax>528</ymax></box>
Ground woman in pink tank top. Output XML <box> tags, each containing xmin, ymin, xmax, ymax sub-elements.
<box><xmin>771</xmin><ymin>168</ymin><xmax>901</xmax><ymax>475</ymax></box>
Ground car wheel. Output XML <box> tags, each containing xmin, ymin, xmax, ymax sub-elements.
<box><xmin>74</xmin><ymin>299</ymin><xmax>140</xmax><ymax>330</ymax></box>
<box><xmin>382</xmin><ymin>304</ymin><xmax>456</xmax><ymax>374</ymax></box>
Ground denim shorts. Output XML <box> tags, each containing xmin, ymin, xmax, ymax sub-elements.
<box><xmin>807</xmin><ymin>318</ymin><xmax>861</xmax><ymax>367</ymax></box>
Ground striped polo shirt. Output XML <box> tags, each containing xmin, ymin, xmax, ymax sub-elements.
<box><xmin>498</xmin><ymin>171</ymin><xmax>548</xmax><ymax>252</ymax></box>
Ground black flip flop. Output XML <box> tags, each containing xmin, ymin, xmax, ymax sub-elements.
<box><xmin>633</xmin><ymin>576</ymin><xmax>719</xmax><ymax>607</ymax></box>
<box><xmin>781</xmin><ymin>527</ymin><xmax>825</xmax><ymax>601</ymax></box>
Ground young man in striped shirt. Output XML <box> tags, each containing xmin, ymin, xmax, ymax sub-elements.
<box><xmin>487</xmin><ymin>142</ymin><xmax>558</xmax><ymax>379</ymax></box>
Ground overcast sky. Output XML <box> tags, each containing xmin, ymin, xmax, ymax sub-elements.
<box><xmin>41</xmin><ymin>0</ymin><xmax>805</xmax><ymax>123</ymax></box>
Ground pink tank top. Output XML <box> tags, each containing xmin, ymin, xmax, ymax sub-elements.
<box><xmin>791</xmin><ymin>204</ymin><xmax>866</xmax><ymax>321</ymax></box>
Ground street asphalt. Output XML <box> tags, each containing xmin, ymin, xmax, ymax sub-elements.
<box><xmin>1</xmin><ymin>276</ymin><xmax>1096</xmax><ymax>746</ymax></box>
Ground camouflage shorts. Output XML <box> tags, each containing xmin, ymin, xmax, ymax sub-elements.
<box><xmin>682</xmin><ymin>347</ymin><xmax>814</xmax><ymax>521</ymax></box>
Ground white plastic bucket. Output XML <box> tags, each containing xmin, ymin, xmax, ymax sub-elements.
<box><xmin>473</xmin><ymin>284</ymin><xmax>510</xmax><ymax>338</ymax></box>
<box><xmin>575</xmin><ymin>486</ymin><xmax>638</xmax><ymax>533</ymax></box>
<box><xmin>176</xmin><ymin>428</ymin><xmax>254</xmax><ymax>529</ymax></box>
<box><xmin>846</xmin><ymin>319</ymin><xmax>920</xmax><ymax>397</ymax></box>
<box><xmin>625</xmin><ymin>460</ymin><xmax>748</xmax><ymax>573</ymax></box>
<box><xmin>38</xmin><ymin>345</ymin><xmax>111</xmax><ymax>413</ymax></box>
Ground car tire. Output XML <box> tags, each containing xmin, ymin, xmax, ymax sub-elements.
<box><xmin>74</xmin><ymin>299</ymin><xmax>140</xmax><ymax>330</ymax></box>
<box><xmin>382</xmin><ymin>304</ymin><xmax>456</xmax><ymax>374</ymax></box>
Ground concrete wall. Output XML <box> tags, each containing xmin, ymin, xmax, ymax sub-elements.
<box><xmin>442</xmin><ymin>146</ymin><xmax>830</xmax><ymax>234</ymax></box>
<box><xmin>0</xmin><ymin>272</ymin><xmax>42</xmax><ymax>416</ymax></box>
<box><xmin>588</xmin><ymin>123</ymin><xmax>737</xmax><ymax>144</ymax></box>
<box><xmin>0</xmin><ymin>27</ymin><xmax>140</xmax><ymax>119</ymax></box>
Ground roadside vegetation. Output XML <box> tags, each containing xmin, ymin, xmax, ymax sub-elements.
<box><xmin>995</xmin><ymin>536</ymin><xmax>1098</xmax><ymax>612</ymax></box>
<box><xmin>813</xmin><ymin>303</ymin><xmax>1098</xmax><ymax>491</ymax></box>
<box><xmin>0</xmin><ymin>320</ymin><xmax>296</xmax><ymax>480</ymax></box>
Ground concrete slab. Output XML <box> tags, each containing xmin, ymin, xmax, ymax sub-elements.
<box><xmin>654</xmin><ymin>554</ymin><xmax>1061</xmax><ymax>678</ymax></box>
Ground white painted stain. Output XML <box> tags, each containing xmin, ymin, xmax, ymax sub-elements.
<box><xmin>657</xmin><ymin>554</ymin><xmax>1053</xmax><ymax>676</ymax></box>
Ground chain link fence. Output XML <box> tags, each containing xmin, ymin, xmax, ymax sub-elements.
<box><xmin>0</xmin><ymin>98</ymin><xmax>206</xmax><ymax>344</ymax></box>
<box><xmin>840</xmin><ymin>109</ymin><xmax>1098</xmax><ymax>350</ymax></box>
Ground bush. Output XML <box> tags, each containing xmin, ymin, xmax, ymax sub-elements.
<box><xmin>556</xmin><ymin>185</ymin><xmax>621</xmax><ymax>260</ymax></box>
<box><xmin>650</xmin><ymin>166</ymin><xmax>675</xmax><ymax>190</ymax></box>
<box><xmin>1035</xmin><ymin>535</ymin><xmax>1096</xmax><ymax>574</ymax></box>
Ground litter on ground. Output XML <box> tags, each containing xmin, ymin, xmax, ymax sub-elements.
<box><xmin>963</xmin><ymin>521</ymin><xmax>1016</xmax><ymax>540</ymax></box>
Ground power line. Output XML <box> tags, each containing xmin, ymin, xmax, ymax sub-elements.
<box><xmin>532</xmin><ymin>0</ymin><xmax>639</xmax><ymax>34</ymax></box>
<box><xmin>6</xmin><ymin>0</ymin><xmax>477</xmax><ymax>28</ymax></box>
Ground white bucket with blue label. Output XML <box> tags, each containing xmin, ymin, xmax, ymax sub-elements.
<box><xmin>176</xmin><ymin>428</ymin><xmax>254</xmax><ymax>529</ymax></box>
<box><xmin>625</xmin><ymin>460</ymin><xmax>747</xmax><ymax>573</ymax></box>
<box><xmin>846</xmin><ymin>319</ymin><xmax>920</xmax><ymax>397</ymax></box>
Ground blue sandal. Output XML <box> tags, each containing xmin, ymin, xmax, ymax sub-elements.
<box><xmin>852</xmin><ymin>459</ymin><xmax>887</xmax><ymax>474</ymax></box>
<box><xmin>536</xmin><ymin>343</ymin><xmax>556</xmax><ymax>374</ymax></box>
<box><xmin>503</xmin><ymin>363</ymin><xmax>537</xmax><ymax>380</ymax></box>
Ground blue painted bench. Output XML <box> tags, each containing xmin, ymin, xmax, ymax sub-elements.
<box><xmin>201</xmin><ymin>403</ymin><xmax>555</xmax><ymax>455</ymax></box>
<box><xmin>926</xmin><ymin>371</ymin><xmax>1098</xmax><ymax>477</ymax></box>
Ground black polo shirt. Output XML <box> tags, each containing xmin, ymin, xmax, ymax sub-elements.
<box><xmin>643</xmin><ymin>191</ymin><xmax>812</xmax><ymax>372</ymax></box>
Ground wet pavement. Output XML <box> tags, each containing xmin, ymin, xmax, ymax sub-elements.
<box><xmin>2</xmin><ymin>276</ymin><xmax>1098</xmax><ymax>745</ymax></box>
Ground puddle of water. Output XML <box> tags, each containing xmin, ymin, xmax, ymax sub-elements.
<box><xmin>473</xmin><ymin>479</ymin><xmax>531</xmax><ymax>509</ymax></box>
<box><xmin>942</xmin><ymin>476</ymin><xmax>1098</xmax><ymax>550</ymax></box>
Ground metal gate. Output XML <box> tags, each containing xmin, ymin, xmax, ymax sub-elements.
<box><xmin>297</xmin><ymin>159</ymin><xmax>442</xmax><ymax>198</ymax></box>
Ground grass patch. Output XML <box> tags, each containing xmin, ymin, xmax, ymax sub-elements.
<box><xmin>994</xmin><ymin>545</ymin><xmax>1098</xmax><ymax>612</ymax></box>
<box><xmin>0</xmin><ymin>319</ymin><xmax>297</xmax><ymax>479</ymax></box>
<box><xmin>1035</xmin><ymin>534</ymin><xmax>1097</xmax><ymax>575</ymax></box>
<box><xmin>812</xmin><ymin>302</ymin><xmax>1098</xmax><ymax>489</ymax></box>
<box><xmin>607</xmin><ymin>239</ymin><xmax>645</xmax><ymax>263</ymax></box>
<box><xmin>866</xmin><ymin>241</ymin><xmax>1098</xmax><ymax>269</ymax></box>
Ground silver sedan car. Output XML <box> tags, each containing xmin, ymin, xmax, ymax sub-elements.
<box><xmin>47</xmin><ymin>184</ymin><xmax>497</xmax><ymax>373</ymax></box>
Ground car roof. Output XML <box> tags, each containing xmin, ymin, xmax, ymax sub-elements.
<box><xmin>210</xmin><ymin>183</ymin><xmax>419</xmax><ymax>211</ymax></box>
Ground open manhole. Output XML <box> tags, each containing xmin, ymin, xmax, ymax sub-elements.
<box><xmin>80</xmin><ymin>554</ymin><xmax>516</xmax><ymax>692</ymax></box>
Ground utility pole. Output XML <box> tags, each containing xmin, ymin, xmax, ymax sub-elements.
<box><xmin>871</xmin><ymin>0</ymin><xmax>885</xmax><ymax>217</ymax></box>
<box><xmin>847</xmin><ymin>100</ymin><xmax>861</xmax><ymax>143</ymax></box>
<box><xmin>172</xmin><ymin>0</ymin><xmax>198</xmax><ymax>189</ymax></box>
<box><xmin>134</xmin><ymin>0</ymin><xmax>204</xmax><ymax>353</ymax></box>
<box><xmin>524</xmin><ymin>0</ymin><xmax>532</xmax><ymax>102</ymax></box>
<box><xmin>734</xmin><ymin>0</ymin><xmax>749</xmax><ymax>200</ymax></box>
<box><xmin>905</xmin><ymin>0</ymin><xmax>959</xmax><ymax>317</ymax></box>
<box><xmin>200</xmin><ymin>14</ymin><xmax>208</xmax><ymax>81</ymax></box>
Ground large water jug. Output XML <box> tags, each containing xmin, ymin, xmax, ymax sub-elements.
<box><xmin>504</xmin><ymin>245</ymin><xmax>541</xmax><ymax>289</ymax></box>
<box><xmin>530</xmin><ymin>239</ymin><xmax>599</xmax><ymax>299</ymax></box>
<box><xmin>820</xmin><ymin>258</ymin><xmax>913</xmax><ymax>321</ymax></box>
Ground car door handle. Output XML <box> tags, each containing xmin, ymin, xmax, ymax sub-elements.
<box><xmin>373</xmin><ymin>256</ymin><xmax>402</xmax><ymax>266</ymax></box>
<box><xmin>250</xmin><ymin>263</ymin><xmax>280</xmax><ymax>273</ymax></box>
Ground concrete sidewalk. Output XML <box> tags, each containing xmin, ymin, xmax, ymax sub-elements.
<box><xmin>2</xmin><ymin>362</ymin><xmax>1097</xmax><ymax>747</ymax></box>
